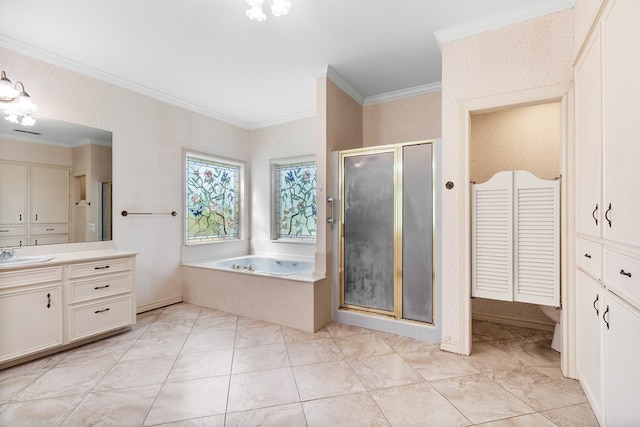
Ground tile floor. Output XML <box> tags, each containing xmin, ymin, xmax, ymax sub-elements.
<box><xmin>0</xmin><ymin>303</ymin><xmax>599</xmax><ymax>426</ymax></box>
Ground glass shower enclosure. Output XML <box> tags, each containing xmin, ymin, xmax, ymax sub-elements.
<box><xmin>339</xmin><ymin>141</ymin><xmax>434</xmax><ymax>324</ymax></box>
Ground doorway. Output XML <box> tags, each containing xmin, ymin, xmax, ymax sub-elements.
<box><xmin>457</xmin><ymin>84</ymin><xmax>575</xmax><ymax>377</ymax></box>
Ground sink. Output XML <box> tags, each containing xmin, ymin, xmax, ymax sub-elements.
<box><xmin>0</xmin><ymin>256</ymin><xmax>54</xmax><ymax>265</ymax></box>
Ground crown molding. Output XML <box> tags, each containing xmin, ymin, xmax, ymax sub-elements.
<box><xmin>246</xmin><ymin>109</ymin><xmax>316</xmax><ymax>130</ymax></box>
<box><xmin>0</xmin><ymin>35</ymin><xmax>251</xmax><ymax>129</ymax></box>
<box><xmin>434</xmin><ymin>0</ymin><xmax>575</xmax><ymax>50</ymax></box>
<box><xmin>363</xmin><ymin>81</ymin><xmax>442</xmax><ymax>106</ymax></box>
<box><xmin>312</xmin><ymin>65</ymin><xmax>365</xmax><ymax>106</ymax></box>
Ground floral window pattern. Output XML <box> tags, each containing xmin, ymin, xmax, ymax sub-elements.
<box><xmin>186</xmin><ymin>154</ymin><xmax>240</xmax><ymax>243</ymax></box>
<box><xmin>275</xmin><ymin>160</ymin><xmax>317</xmax><ymax>240</ymax></box>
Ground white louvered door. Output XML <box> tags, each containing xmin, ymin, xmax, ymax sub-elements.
<box><xmin>472</xmin><ymin>170</ymin><xmax>560</xmax><ymax>307</ymax></box>
<box><xmin>472</xmin><ymin>171</ymin><xmax>513</xmax><ymax>301</ymax></box>
<box><xmin>513</xmin><ymin>172</ymin><xmax>559</xmax><ymax>306</ymax></box>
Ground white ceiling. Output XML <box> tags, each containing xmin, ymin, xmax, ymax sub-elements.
<box><xmin>0</xmin><ymin>0</ymin><xmax>574</xmax><ymax>129</ymax></box>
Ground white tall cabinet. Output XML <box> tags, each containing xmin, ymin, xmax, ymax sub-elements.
<box><xmin>0</xmin><ymin>162</ymin><xmax>70</xmax><ymax>246</ymax></box>
<box><xmin>574</xmin><ymin>0</ymin><xmax>640</xmax><ymax>425</ymax></box>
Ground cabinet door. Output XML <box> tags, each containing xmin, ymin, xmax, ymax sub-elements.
<box><xmin>602</xmin><ymin>0</ymin><xmax>640</xmax><ymax>246</ymax></box>
<box><xmin>0</xmin><ymin>162</ymin><xmax>28</xmax><ymax>224</ymax></box>
<box><xmin>604</xmin><ymin>292</ymin><xmax>640</xmax><ymax>425</ymax></box>
<box><xmin>574</xmin><ymin>28</ymin><xmax>602</xmax><ymax>238</ymax></box>
<box><xmin>0</xmin><ymin>284</ymin><xmax>63</xmax><ymax>363</ymax></box>
<box><xmin>30</xmin><ymin>165</ymin><xmax>70</xmax><ymax>224</ymax></box>
<box><xmin>575</xmin><ymin>270</ymin><xmax>604</xmax><ymax>423</ymax></box>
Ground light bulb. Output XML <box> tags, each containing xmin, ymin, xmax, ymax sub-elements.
<box><xmin>271</xmin><ymin>0</ymin><xmax>291</xmax><ymax>17</ymax></box>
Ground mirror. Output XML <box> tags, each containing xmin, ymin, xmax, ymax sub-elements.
<box><xmin>0</xmin><ymin>116</ymin><xmax>112</xmax><ymax>246</ymax></box>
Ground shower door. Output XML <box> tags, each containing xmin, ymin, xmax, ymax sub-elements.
<box><xmin>339</xmin><ymin>141</ymin><xmax>434</xmax><ymax>324</ymax></box>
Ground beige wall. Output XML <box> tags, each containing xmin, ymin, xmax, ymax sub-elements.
<box><xmin>441</xmin><ymin>9</ymin><xmax>574</xmax><ymax>352</ymax></box>
<box><xmin>249</xmin><ymin>117</ymin><xmax>317</xmax><ymax>259</ymax></box>
<box><xmin>0</xmin><ymin>138</ymin><xmax>72</xmax><ymax>166</ymax></box>
<box><xmin>364</xmin><ymin>91</ymin><xmax>442</xmax><ymax>147</ymax></box>
<box><xmin>470</xmin><ymin>102</ymin><xmax>561</xmax><ymax>184</ymax></box>
<box><xmin>1</xmin><ymin>46</ymin><xmax>251</xmax><ymax>310</ymax></box>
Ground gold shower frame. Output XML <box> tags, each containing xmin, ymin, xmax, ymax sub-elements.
<box><xmin>338</xmin><ymin>140</ymin><xmax>436</xmax><ymax>324</ymax></box>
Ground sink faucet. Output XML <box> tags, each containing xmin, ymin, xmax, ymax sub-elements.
<box><xmin>0</xmin><ymin>247</ymin><xmax>16</xmax><ymax>259</ymax></box>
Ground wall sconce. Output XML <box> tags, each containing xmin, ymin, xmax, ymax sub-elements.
<box><xmin>0</xmin><ymin>70</ymin><xmax>38</xmax><ymax>126</ymax></box>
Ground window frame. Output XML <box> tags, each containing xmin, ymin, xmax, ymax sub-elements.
<box><xmin>270</xmin><ymin>155</ymin><xmax>317</xmax><ymax>243</ymax></box>
<box><xmin>183</xmin><ymin>149</ymin><xmax>246</xmax><ymax>245</ymax></box>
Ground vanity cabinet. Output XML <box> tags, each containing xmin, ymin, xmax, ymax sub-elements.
<box><xmin>67</xmin><ymin>257</ymin><xmax>134</xmax><ymax>342</ymax></box>
<box><xmin>0</xmin><ymin>251</ymin><xmax>136</xmax><ymax>368</ymax></box>
<box><xmin>0</xmin><ymin>266</ymin><xmax>63</xmax><ymax>363</ymax></box>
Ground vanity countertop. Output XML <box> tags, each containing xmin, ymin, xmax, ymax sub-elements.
<box><xmin>0</xmin><ymin>249</ymin><xmax>137</xmax><ymax>271</ymax></box>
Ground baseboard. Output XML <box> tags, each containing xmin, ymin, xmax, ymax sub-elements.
<box><xmin>472</xmin><ymin>313</ymin><xmax>555</xmax><ymax>332</ymax></box>
<box><xmin>440</xmin><ymin>341</ymin><xmax>464</xmax><ymax>355</ymax></box>
<box><xmin>137</xmin><ymin>296</ymin><xmax>183</xmax><ymax>314</ymax></box>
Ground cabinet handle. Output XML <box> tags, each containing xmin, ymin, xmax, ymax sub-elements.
<box><xmin>94</xmin><ymin>265</ymin><xmax>110</xmax><ymax>270</ymax></box>
<box><xmin>19</xmin><ymin>214</ymin><xmax>22</xmax><ymax>221</ymax></box>
<box><xmin>35</xmin><ymin>214</ymin><xmax>38</xmax><ymax>221</ymax></box>
<box><xmin>94</xmin><ymin>284</ymin><xmax>110</xmax><ymax>290</ymax></box>
<box><xmin>94</xmin><ymin>308</ymin><xmax>110</xmax><ymax>314</ymax></box>
<box><xmin>584</xmin><ymin>253</ymin><xmax>592</xmax><ymax>259</ymax></box>
<box><xmin>603</xmin><ymin>305</ymin><xmax>610</xmax><ymax>330</ymax></box>
<box><xmin>620</xmin><ymin>269</ymin><xmax>632</xmax><ymax>278</ymax></box>
<box><xmin>47</xmin><ymin>293</ymin><xmax>51</xmax><ymax>309</ymax></box>
<box><xmin>0</xmin><ymin>229</ymin><xmax>8</xmax><ymax>232</ymax></box>
<box><xmin>605</xmin><ymin>203</ymin><xmax>612</xmax><ymax>228</ymax></box>
<box><xmin>46</xmin><ymin>228</ymin><xmax>54</xmax><ymax>231</ymax></box>
<box><xmin>592</xmin><ymin>204</ymin><xmax>598</xmax><ymax>226</ymax></box>
<box><xmin>593</xmin><ymin>294</ymin><xmax>599</xmax><ymax>316</ymax></box>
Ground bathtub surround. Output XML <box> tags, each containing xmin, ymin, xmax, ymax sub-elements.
<box><xmin>182</xmin><ymin>255</ymin><xmax>330</xmax><ymax>332</ymax></box>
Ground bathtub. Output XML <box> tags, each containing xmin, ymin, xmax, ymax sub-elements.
<box><xmin>182</xmin><ymin>255</ymin><xmax>331</xmax><ymax>332</ymax></box>
<box><xmin>215</xmin><ymin>256</ymin><xmax>314</xmax><ymax>277</ymax></box>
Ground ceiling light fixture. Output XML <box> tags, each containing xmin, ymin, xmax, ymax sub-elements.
<box><xmin>245</xmin><ymin>0</ymin><xmax>291</xmax><ymax>22</ymax></box>
<box><xmin>0</xmin><ymin>71</ymin><xmax>38</xmax><ymax>126</ymax></box>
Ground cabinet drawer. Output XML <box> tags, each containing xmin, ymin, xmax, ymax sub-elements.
<box><xmin>0</xmin><ymin>266</ymin><xmax>62</xmax><ymax>288</ymax></box>
<box><xmin>30</xmin><ymin>224</ymin><xmax>69</xmax><ymax>235</ymax></box>
<box><xmin>68</xmin><ymin>257</ymin><xmax>132</xmax><ymax>278</ymax></box>
<box><xmin>604</xmin><ymin>248</ymin><xmax>640</xmax><ymax>309</ymax></box>
<box><xmin>68</xmin><ymin>295</ymin><xmax>132</xmax><ymax>341</ymax></box>
<box><xmin>29</xmin><ymin>235</ymin><xmax>69</xmax><ymax>246</ymax></box>
<box><xmin>69</xmin><ymin>273</ymin><xmax>132</xmax><ymax>303</ymax></box>
<box><xmin>577</xmin><ymin>239</ymin><xmax>602</xmax><ymax>279</ymax></box>
<box><xmin>0</xmin><ymin>226</ymin><xmax>27</xmax><ymax>237</ymax></box>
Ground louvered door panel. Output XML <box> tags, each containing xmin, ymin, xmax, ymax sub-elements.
<box><xmin>514</xmin><ymin>172</ymin><xmax>559</xmax><ymax>306</ymax></box>
<box><xmin>472</xmin><ymin>172</ymin><xmax>513</xmax><ymax>301</ymax></box>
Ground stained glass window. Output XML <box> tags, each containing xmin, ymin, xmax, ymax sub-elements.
<box><xmin>185</xmin><ymin>153</ymin><xmax>241</xmax><ymax>244</ymax></box>
<box><xmin>275</xmin><ymin>160</ymin><xmax>317</xmax><ymax>240</ymax></box>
